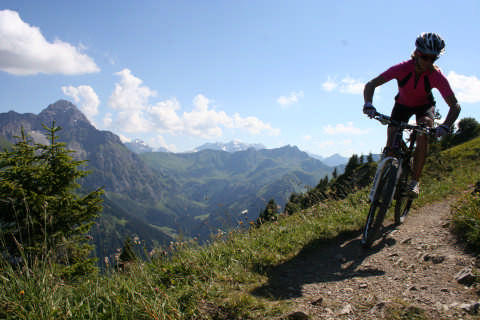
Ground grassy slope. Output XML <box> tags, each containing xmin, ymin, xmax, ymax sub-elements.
<box><xmin>1</xmin><ymin>138</ymin><xmax>479</xmax><ymax>319</ymax></box>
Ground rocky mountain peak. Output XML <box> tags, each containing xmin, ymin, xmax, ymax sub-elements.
<box><xmin>39</xmin><ymin>99</ymin><xmax>91</xmax><ymax>127</ymax></box>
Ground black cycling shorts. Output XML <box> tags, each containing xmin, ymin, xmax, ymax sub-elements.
<box><xmin>390</xmin><ymin>102</ymin><xmax>435</xmax><ymax>124</ymax></box>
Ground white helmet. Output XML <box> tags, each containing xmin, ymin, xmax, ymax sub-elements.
<box><xmin>415</xmin><ymin>32</ymin><xmax>445</xmax><ymax>56</ymax></box>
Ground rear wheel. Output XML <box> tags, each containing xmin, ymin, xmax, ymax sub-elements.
<box><xmin>362</xmin><ymin>161</ymin><xmax>398</xmax><ymax>248</ymax></box>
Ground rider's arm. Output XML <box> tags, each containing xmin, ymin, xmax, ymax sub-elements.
<box><xmin>442</xmin><ymin>94</ymin><xmax>461</xmax><ymax>128</ymax></box>
<box><xmin>364</xmin><ymin>75</ymin><xmax>389</xmax><ymax>104</ymax></box>
<box><xmin>432</xmin><ymin>69</ymin><xmax>460</xmax><ymax>128</ymax></box>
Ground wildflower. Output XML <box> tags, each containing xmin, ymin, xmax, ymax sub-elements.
<box><xmin>19</xmin><ymin>290</ymin><xmax>25</xmax><ymax>296</ymax></box>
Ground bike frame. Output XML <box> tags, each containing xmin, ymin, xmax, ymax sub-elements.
<box><xmin>370</xmin><ymin>113</ymin><xmax>432</xmax><ymax>200</ymax></box>
<box><xmin>362</xmin><ymin>112</ymin><xmax>435</xmax><ymax>248</ymax></box>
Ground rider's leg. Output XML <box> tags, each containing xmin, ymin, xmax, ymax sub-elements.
<box><xmin>385</xmin><ymin>125</ymin><xmax>398</xmax><ymax>156</ymax></box>
<box><xmin>412</xmin><ymin>116</ymin><xmax>434</xmax><ymax>181</ymax></box>
<box><xmin>386</xmin><ymin>103</ymin><xmax>410</xmax><ymax>157</ymax></box>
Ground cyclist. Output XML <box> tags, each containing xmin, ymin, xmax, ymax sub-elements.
<box><xmin>363</xmin><ymin>32</ymin><xmax>461</xmax><ymax>198</ymax></box>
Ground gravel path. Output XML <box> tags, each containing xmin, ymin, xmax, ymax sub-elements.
<box><xmin>253</xmin><ymin>196</ymin><xmax>480</xmax><ymax>319</ymax></box>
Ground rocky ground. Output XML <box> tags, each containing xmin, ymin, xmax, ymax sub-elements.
<box><xmin>253</xmin><ymin>196</ymin><xmax>480</xmax><ymax>319</ymax></box>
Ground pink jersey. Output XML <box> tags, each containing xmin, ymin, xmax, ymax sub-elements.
<box><xmin>380</xmin><ymin>59</ymin><xmax>454</xmax><ymax>107</ymax></box>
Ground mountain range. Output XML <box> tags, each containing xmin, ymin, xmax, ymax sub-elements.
<box><xmin>191</xmin><ymin>140</ymin><xmax>266</xmax><ymax>153</ymax></box>
<box><xmin>308</xmin><ymin>153</ymin><xmax>349</xmax><ymax>167</ymax></box>
<box><xmin>124</xmin><ymin>139</ymin><xmax>349</xmax><ymax>167</ymax></box>
<box><xmin>0</xmin><ymin>100</ymin><xmax>176</xmax><ymax>259</ymax></box>
<box><xmin>124</xmin><ymin>139</ymin><xmax>169</xmax><ymax>154</ymax></box>
<box><xmin>124</xmin><ymin>139</ymin><xmax>267</xmax><ymax>154</ymax></box>
<box><xmin>0</xmin><ymin>100</ymin><xmax>343</xmax><ymax>261</ymax></box>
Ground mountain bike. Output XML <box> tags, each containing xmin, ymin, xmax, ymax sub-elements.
<box><xmin>361</xmin><ymin>112</ymin><xmax>436</xmax><ymax>248</ymax></box>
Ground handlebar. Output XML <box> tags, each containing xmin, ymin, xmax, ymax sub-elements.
<box><xmin>369</xmin><ymin>112</ymin><xmax>436</xmax><ymax>135</ymax></box>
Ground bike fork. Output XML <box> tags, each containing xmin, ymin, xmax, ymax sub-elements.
<box><xmin>369</xmin><ymin>157</ymin><xmax>401</xmax><ymax>204</ymax></box>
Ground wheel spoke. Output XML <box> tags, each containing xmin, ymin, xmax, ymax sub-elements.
<box><xmin>362</xmin><ymin>161</ymin><xmax>398</xmax><ymax>248</ymax></box>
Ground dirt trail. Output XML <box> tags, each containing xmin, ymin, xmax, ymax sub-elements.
<box><xmin>253</xmin><ymin>196</ymin><xmax>480</xmax><ymax>319</ymax></box>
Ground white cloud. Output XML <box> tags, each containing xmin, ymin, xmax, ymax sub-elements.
<box><xmin>233</xmin><ymin>113</ymin><xmax>280</xmax><ymax>136</ymax></box>
<box><xmin>322</xmin><ymin>76</ymin><xmax>364</xmax><ymax>94</ymax></box>
<box><xmin>62</xmin><ymin>85</ymin><xmax>100</xmax><ymax>118</ymax></box>
<box><xmin>117</xmin><ymin>134</ymin><xmax>131</xmax><ymax>143</ymax></box>
<box><xmin>447</xmin><ymin>71</ymin><xmax>480</xmax><ymax>103</ymax></box>
<box><xmin>323</xmin><ymin>122</ymin><xmax>369</xmax><ymax>135</ymax></box>
<box><xmin>107</xmin><ymin>69</ymin><xmax>158</xmax><ymax>132</ymax></box>
<box><xmin>106</xmin><ymin>70</ymin><xmax>279</xmax><ymax>138</ymax></box>
<box><xmin>148</xmin><ymin>135</ymin><xmax>177</xmax><ymax>152</ymax></box>
<box><xmin>150</xmin><ymin>98</ymin><xmax>183</xmax><ymax>133</ymax></box>
<box><xmin>108</xmin><ymin>69</ymin><xmax>156</xmax><ymax>111</ymax></box>
<box><xmin>0</xmin><ymin>10</ymin><xmax>99</xmax><ymax>75</ymax></box>
<box><xmin>277</xmin><ymin>91</ymin><xmax>304</xmax><ymax>107</ymax></box>
<box><xmin>115</xmin><ymin>110</ymin><xmax>152</xmax><ymax>133</ymax></box>
<box><xmin>103</xmin><ymin>112</ymin><xmax>113</xmax><ymax>128</ymax></box>
<box><xmin>182</xmin><ymin>94</ymin><xmax>234</xmax><ymax>138</ymax></box>
<box><xmin>322</xmin><ymin>77</ymin><xmax>338</xmax><ymax>92</ymax></box>
<box><xmin>303</xmin><ymin>134</ymin><xmax>312</xmax><ymax>141</ymax></box>
<box><xmin>339</xmin><ymin>76</ymin><xmax>364</xmax><ymax>94</ymax></box>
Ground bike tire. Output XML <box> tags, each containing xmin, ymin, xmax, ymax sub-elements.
<box><xmin>362</xmin><ymin>161</ymin><xmax>398</xmax><ymax>248</ymax></box>
<box><xmin>394</xmin><ymin>170</ymin><xmax>413</xmax><ymax>225</ymax></box>
<box><xmin>394</xmin><ymin>196</ymin><xmax>413</xmax><ymax>225</ymax></box>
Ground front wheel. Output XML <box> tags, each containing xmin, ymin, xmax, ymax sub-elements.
<box><xmin>394</xmin><ymin>170</ymin><xmax>413</xmax><ymax>225</ymax></box>
<box><xmin>394</xmin><ymin>196</ymin><xmax>413</xmax><ymax>225</ymax></box>
<box><xmin>362</xmin><ymin>161</ymin><xmax>398</xmax><ymax>248</ymax></box>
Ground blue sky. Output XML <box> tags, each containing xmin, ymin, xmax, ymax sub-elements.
<box><xmin>1</xmin><ymin>1</ymin><xmax>480</xmax><ymax>157</ymax></box>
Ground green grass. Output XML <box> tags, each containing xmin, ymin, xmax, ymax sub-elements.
<box><xmin>1</xmin><ymin>138</ymin><xmax>480</xmax><ymax>319</ymax></box>
<box><xmin>384</xmin><ymin>302</ymin><xmax>428</xmax><ymax>320</ymax></box>
<box><xmin>450</xmin><ymin>189</ymin><xmax>480</xmax><ymax>254</ymax></box>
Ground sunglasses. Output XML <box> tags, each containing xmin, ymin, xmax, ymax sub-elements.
<box><xmin>418</xmin><ymin>53</ymin><xmax>437</xmax><ymax>63</ymax></box>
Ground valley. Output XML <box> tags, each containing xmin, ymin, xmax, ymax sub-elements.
<box><xmin>0</xmin><ymin>100</ymin><xmax>345</xmax><ymax>261</ymax></box>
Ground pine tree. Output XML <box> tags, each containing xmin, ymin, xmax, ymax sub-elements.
<box><xmin>453</xmin><ymin>118</ymin><xmax>480</xmax><ymax>145</ymax></box>
<box><xmin>257</xmin><ymin>199</ymin><xmax>278</xmax><ymax>224</ymax></box>
<box><xmin>0</xmin><ymin>123</ymin><xmax>103</xmax><ymax>277</ymax></box>
<box><xmin>367</xmin><ymin>153</ymin><xmax>374</xmax><ymax>163</ymax></box>
<box><xmin>344</xmin><ymin>154</ymin><xmax>360</xmax><ymax>174</ymax></box>
<box><xmin>119</xmin><ymin>236</ymin><xmax>138</xmax><ymax>269</ymax></box>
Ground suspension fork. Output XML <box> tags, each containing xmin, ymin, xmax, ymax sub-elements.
<box><xmin>388</xmin><ymin>158</ymin><xmax>403</xmax><ymax>205</ymax></box>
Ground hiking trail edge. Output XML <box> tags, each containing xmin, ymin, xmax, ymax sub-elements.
<box><xmin>253</xmin><ymin>195</ymin><xmax>480</xmax><ymax>319</ymax></box>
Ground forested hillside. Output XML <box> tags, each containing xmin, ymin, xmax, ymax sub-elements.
<box><xmin>0</xmin><ymin>100</ymin><xmax>340</xmax><ymax>261</ymax></box>
<box><xmin>0</xmin><ymin>100</ymin><xmax>180</xmax><ymax>262</ymax></box>
<box><xmin>141</xmin><ymin>145</ymin><xmax>334</xmax><ymax>233</ymax></box>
